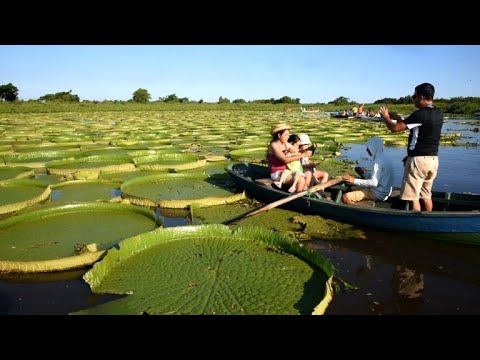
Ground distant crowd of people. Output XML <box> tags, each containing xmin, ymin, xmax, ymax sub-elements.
<box><xmin>337</xmin><ymin>104</ymin><xmax>381</xmax><ymax>118</ymax></box>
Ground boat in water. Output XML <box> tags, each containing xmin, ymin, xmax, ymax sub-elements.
<box><xmin>225</xmin><ymin>162</ymin><xmax>480</xmax><ymax>246</ymax></box>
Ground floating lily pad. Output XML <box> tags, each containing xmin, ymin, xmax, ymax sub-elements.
<box><xmin>0</xmin><ymin>166</ymin><xmax>34</xmax><ymax>180</ymax></box>
<box><xmin>133</xmin><ymin>153</ymin><xmax>207</xmax><ymax>171</ymax></box>
<box><xmin>46</xmin><ymin>154</ymin><xmax>135</xmax><ymax>176</ymax></box>
<box><xmin>229</xmin><ymin>147</ymin><xmax>267</xmax><ymax>162</ymax></box>
<box><xmin>4</xmin><ymin>150</ymin><xmax>82</xmax><ymax>168</ymax></box>
<box><xmin>0</xmin><ymin>179</ymin><xmax>51</xmax><ymax>215</ymax></box>
<box><xmin>0</xmin><ymin>203</ymin><xmax>160</xmax><ymax>261</ymax></box>
<box><xmin>50</xmin><ymin>180</ymin><xmax>122</xmax><ymax>203</ymax></box>
<box><xmin>34</xmin><ymin>174</ymin><xmax>64</xmax><ymax>186</ymax></box>
<box><xmin>121</xmin><ymin>173</ymin><xmax>245</xmax><ymax>208</ymax></box>
<box><xmin>75</xmin><ymin>225</ymin><xmax>334</xmax><ymax>315</ymax></box>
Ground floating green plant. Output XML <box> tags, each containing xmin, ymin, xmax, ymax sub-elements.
<box><xmin>75</xmin><ymin>225</ymin><xmax>334</xmax><ymax>315</ymax></box>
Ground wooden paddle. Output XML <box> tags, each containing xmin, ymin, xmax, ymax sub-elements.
<box><xmin>222</xmin><ymin>176</ymin><xmax>343</xmax><ymax>225</ymax></box>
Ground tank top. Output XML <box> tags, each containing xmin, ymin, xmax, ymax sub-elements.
<box><xmin>268</xmin><ymin>153</ymin><xmax>286</xmax><ymax>173</ymax></box>
<box><xmin>268</xmin><ymin>142</ymin><xmax>288</xmax><ymax>173</ymax></box>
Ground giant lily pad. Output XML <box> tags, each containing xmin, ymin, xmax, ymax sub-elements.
<box><xmin>0</xmin><ymin>179</ymin><xmax>51</xmax><ymax>215</ymax></box>
<box><xmin>50</xmin><ymin>180</ymin><xmax>122</xmax><ymax>203</ymax></box>
<box><xmin>133</xmin><ymin>153</ymin><xmax>207</xmax><ymax>171</ymax></box>
<box><xmin>75</xmin><ymin>225</ymin><xmax>334</xmax><ymax>315</ymax></box>
<box><xmin>46</xmin><ymin>155</ymin><xmax>134</xmax><ymax>176</ymax></box>
<box><xmin>229</xmin><ymin>147</ymin><xmax>267</xmax><ymax>162</ymax></box>
<box><xmin>3</xmin><ymin>150</ymin><xmax>82</xmax><ymax>168</ymax></box>
<box><xmin>0</xmin><ymin>203</ymin><xmax>160</xmax><ymax>262</ymax></box>
<box><xmin>121</xmin><ymin>173</ymin><xmax>245</xmax><ymax>208</ymax></box>
<box><xmin>0</xmin><ymin>166</ymin><xmax>34</xmax><ymax>181</ymax></box>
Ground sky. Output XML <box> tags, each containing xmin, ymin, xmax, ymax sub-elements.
<box><xmin>1</xmin><ymin>45</ymin><xmax>479</xmax><ymax>104</ymax></box>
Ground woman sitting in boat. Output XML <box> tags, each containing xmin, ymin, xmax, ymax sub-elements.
<box><xmin>341</xmin><ymin>136</ymin><xmax>395</xmax><ymax>205</ymax></box>
<box><xmin>273</xmin><ymin>134</ymin><xmax>312</xmax><ymax>192</ymax></box>
<box><xmin>267</xmin><ymin>123</ymin><xmax>313</xmax><ymax>193</ymax></box>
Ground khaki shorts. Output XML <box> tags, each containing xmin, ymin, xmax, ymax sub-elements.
<box><xmin>401</xmin><ymin>156</ymin><xmax>438</xmax><ymax>201</ymax></box>
<box><xmin>344</xmin><ymin>186</ymin><xmax>376</xmax><ymax>202</ymax></box>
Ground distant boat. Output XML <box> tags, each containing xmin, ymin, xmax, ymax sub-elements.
<box><xmin>356</xmin><ymin>115</ymin><xmax>384</xmax><ymax>122</ymax></box>
<box><xmin>330</xmin><ymin>112</ymin><xmax>354</xmax><ymax>119</ymax></box>
<box><xmin>474</xmin><ymin>111</ymin><xmax>480</xmax><ymax>117</ymax></box>
<box><xmin>301</xmin><ymin>107</ymin><xmax>320</xmax><ymax>113</ymax></box>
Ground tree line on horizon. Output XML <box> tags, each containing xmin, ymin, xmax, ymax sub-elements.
<box><xmin>1</xmin><ymin>83</ymin><xmax>479</xmax><ymax>115</ymax></box>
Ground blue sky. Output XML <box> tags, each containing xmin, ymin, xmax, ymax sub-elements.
<box><xmin>1</xmin><ymin>45</ymin><xmax>479</xmax><ymax>104</ymax></box>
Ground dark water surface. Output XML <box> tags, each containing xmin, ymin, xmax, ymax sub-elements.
<box><xmin>1</xmin><ymin>119</ymin><xmax>479</xmax><ymax>315</ymax></box>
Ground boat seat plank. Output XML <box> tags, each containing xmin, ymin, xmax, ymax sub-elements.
<box><xmin>390</xmin><ymin>189</ymin><xmax>401</xmax><ymax>198</ymax></box>
<box><xmin>255</xmin><ymin>178</ymin><xmax>273</xmax><ymax>187</ymax></box>
<box><xmin>334</xmin><ymin>190</ymin><xmax>343</xmax><ymax>203</ymax></box>
<box><xmin>372</xmin><ymin>201</ymin><xmax>393</xmax><ymax>209</ymax></box>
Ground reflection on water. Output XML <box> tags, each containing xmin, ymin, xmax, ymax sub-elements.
<box><xmin>306</xmin><ymin>224</ymin><xmax>480</xmax><ymax>315</ymax></box>
<box><xmin>0</xmin><ymin>267</ymin><xmax>123</xmax><ymax>315</ymax></box>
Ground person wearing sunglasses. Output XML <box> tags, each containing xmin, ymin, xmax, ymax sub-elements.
<box><xmin>379</xmin><ymin>83</ymin><xmax>444</xmax><ymax>212</ymax></box>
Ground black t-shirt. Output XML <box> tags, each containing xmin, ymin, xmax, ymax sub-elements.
<box><xmin>404</xmin><ymin>106</ymin><xmax>443</xmax><ymax>157</ymax></box>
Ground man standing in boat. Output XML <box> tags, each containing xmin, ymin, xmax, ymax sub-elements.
<box><xmin>379</xmin><ymin>82</ymin><xmax>444</xmax><ymax>212</ymax></box>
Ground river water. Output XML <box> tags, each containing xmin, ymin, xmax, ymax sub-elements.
<box><xmin>1</xmin><ymin>118</ymin><xmax>479</xmax><ymax>315</ymax></box>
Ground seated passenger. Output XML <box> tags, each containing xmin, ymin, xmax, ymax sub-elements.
<box><xmin>341</xmin><ymin>136</ymin><xmax>395</xmax><ymax>205</ymax></box>
<box><xmin>267</xmin><ymin>123</ymin><xmax>312</xmax><ymax>193</ymax></box>
<box><xmin>297</xmin><ymin>133</ymin><xmax>329</xmax><ymax>185</ymax></box>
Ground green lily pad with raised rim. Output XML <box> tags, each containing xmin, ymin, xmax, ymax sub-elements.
<box><xmin>75</xmin><ymin>225</ymin><xmax>334</xmax><ymax>315</ymax></box>
<box><xmin>46</xmin><ymin>154</ymin><xmax>135</xmax><ymax>175</ymax></box>
<box><xmin>0</xmin><ymin>179</ymin><xmax>51</xmax><ymax>215</ymax></box>
<box><xmin>50</xmin><ymin>180</ymin><xmax>122</xmax><ymax>203</ymax></box>
<box><xmin>0</xmin><ymin>166</ymin><xmax>34</xmax><ymax>181</ymax></box>
<box><xmin>3</xmin><ymin>150</ymin><xmax>83</xmax><ymax>168</ymax></box>
<box><xmin>0</xmin><ymin>203</ymin><xmax>161</xmax><ymax>262</ymax></box>
<box><xmin>121</xmin><ymin>172</ymin><xmax>245</xmax><ymax>208</ymax></box>
<box><xmin>229</xmin><ymin>147</ymin><xmax>268</xmax><ymax>162</ymax></box>
<box><xmin>133</xmin><ymin>153</ymin><xmax>207</xmax><ymax>172</ymax></box>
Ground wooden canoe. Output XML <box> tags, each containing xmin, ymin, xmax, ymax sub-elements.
<box><xmin>225</xmin><ymin>163</ymin><xmax>480</xmax><ymax>245</ymax></box>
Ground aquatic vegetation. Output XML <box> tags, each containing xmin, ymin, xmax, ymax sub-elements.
<box><xmin>74</xmin><ymin>225</ymin><xmax>334</xmax><ymax>315</ymax></box>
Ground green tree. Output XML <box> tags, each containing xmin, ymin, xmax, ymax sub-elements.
<box><xmin>328</xmin><ymin>96</ymin><xmax>350</xmax><ymax>106</ymax></box>
<box><xmin>0</xmin><ymin>83</ymin><xmax>19</xmax><ymax>101</ymax></box>
<box><xmin>39</xmin><ymin>90</ymin><xmax>80</xmax><ymax>102</ymax></box>
<box><xmin>218</xmin><ymin>96</ymin><xmax>230</xmax><ymax>104</ymax></box>
<box><xmin>132</xmin><ymin>88</ymin><xmax>151</xmax><ymax>103</ymax></box>
<box><xmin>233</xmin><ymin>98</ymin><xmax>246</xmax><ymax>103</ymax></box>
<box><xmin>163</xmin><ymin>94</ymin><xmax>179</xmax><ymax>103</ymax></box>
<box><xmin>274</xmin><ymin>96</ymin><xmax>300</xmax><ymax>104</ymax></box>
<box><xmin>374</xmin><ymin>97</ymin><xmax>402</xmax><ymax>104</ymax></box>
